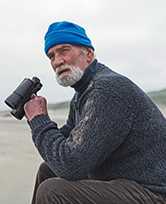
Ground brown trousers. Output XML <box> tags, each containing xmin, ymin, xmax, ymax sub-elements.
<box><xmin>31</xmin><ymin>162</ymin><xmax>166</xmax><ymax>204</ymax></box>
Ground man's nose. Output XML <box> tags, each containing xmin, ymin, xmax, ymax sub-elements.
<box><xmin>52</xmin><ymin>55</ymin><xmax>65</xmax><ymax>70</ymax></box>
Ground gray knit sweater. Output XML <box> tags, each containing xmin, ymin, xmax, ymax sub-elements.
<box><xmin>28</xmin><ymin>60</ymin><xmax>166</xmax><ymax>195</ymax></box>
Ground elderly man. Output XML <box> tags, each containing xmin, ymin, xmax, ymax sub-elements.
<box><xmin>24</xmin><ymin>21</ymin><xmax>166</xmax><ymax>204</ymax></box>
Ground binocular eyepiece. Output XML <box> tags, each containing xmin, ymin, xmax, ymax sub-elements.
<box><xmin>5</xmin><ymin>77</ymin><xmax>42</xmax><ymax>120</ymax></box>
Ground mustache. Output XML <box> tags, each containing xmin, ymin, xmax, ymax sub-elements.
<box><xmin>56</xmin><ymin>64</ymin><xmax>73</xmax><ymax>76</ymax></box>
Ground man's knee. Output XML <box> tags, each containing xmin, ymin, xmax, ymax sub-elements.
<box><xmin>35</xmin><ymin>177</ymin><xmax>72</xmax><ymax>203</ymax></box>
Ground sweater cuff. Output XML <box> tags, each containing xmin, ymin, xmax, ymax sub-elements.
<box><xmin>28</xmin><ymin>114</ymin><xmax>52</xmax><ymax>130</ymax></box>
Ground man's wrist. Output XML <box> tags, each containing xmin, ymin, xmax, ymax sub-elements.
<box><xmin>27</xmin><ymin>113</ymin><xmax>47</xmax><ymax>122</ymax></box>
<box><xmin>27</xmin><ymin>114</ymin><xmax>52</xmax><ymax>130</ymax></box>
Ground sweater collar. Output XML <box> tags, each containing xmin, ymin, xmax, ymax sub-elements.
<box><xmin>71</xmin><ymin>59</ymin><xmax>97</xmax><ymax>93</ymax></box>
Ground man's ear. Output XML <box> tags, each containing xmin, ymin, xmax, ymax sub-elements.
<box><xmin>86</xmin><ymin>48</ymin><xmax>94</xmax><ymax>63</ymax></box>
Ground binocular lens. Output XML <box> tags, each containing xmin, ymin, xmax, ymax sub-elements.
<box><xmin>5</xmin><ymin>78</ymin><xmax>33</xmax><ymax>109</ymax></box>
<box><xmin>5</xmin><ymin>93</ymin><xmax>22</xmax><ymax>109</ymax></box>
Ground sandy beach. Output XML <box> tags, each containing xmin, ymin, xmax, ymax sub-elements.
<box><xmin>1</xmin><ymin>105</ymin><xmax>166</xmax><ymax>204</ymax></box>
<box><xmin>0</xmin><ymin>109</ymin><xmax>68</xmax><ymax>204</ymax></box>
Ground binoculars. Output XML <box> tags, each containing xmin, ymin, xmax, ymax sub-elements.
<box><xmin>5</xmin><ymin>77</ymin><xmax>42</xmax><ymax>120</ymax></box>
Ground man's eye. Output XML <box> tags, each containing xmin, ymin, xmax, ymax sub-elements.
<box><xmin>62</xmin><ymin>48</ymin><xmax>70</xmax><ymax>53</ymax></box>
<box><xmin>48</xmin><ymin>54</ymin><xmax>54</xmax><ymax>60</ymax></box>
<box><xmin>62</xmin><ymin>50</ymin><xmax>67</xmax><ymax>53</ymax></box>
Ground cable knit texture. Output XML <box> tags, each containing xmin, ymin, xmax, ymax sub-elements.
<box><xmin>28</xmin><ymin>60</ymin><xmax>166</xmax><ymax>196</ymax></box>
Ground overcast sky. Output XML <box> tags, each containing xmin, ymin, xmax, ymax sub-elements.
<box><xmin>0</xmin><ymin>0</ymin><xmax>166</xmax><ymax>110</ymax></box>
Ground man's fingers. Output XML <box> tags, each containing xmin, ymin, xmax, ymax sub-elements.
<box><xmin>28</xmin><ymin>96</ymin><xmax>47</xmax><ymax>105</ymax></box>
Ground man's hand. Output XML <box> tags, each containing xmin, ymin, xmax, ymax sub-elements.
<box><xmin>24</xmin><ymin>96</ymin><xmax>48</xmax><ymax>121</ymax></box>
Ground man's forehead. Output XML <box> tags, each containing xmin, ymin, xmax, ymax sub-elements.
<box><xmin>47</xmin><ymin>44</ymin><xmax>83</xmax><ymax>55</ymax></box>
<box><xmin>48</xmin><ymin>44</ymin><xmax>73</xmax><ymax>53</ymax></box>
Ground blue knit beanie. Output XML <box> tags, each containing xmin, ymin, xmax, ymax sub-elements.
<box><xmin>44</xmin><ymin>21</ymin><xmax>94</xmax><ymax>54</ymax></box>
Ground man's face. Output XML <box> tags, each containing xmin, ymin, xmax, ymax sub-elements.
<box><xmin>47</xmin><ymin>44</ymin><xmax>92</xmax><ymax>86</ymax></box>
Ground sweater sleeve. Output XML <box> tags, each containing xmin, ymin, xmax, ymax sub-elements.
<box><xmin>28</xmin><ymin>83</ymin><xmax>134</xmax><ymax>180</ymax></box>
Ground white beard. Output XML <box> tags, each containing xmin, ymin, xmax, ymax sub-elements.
<box><xmin>55</xmin><ymin>64</ymin><xmax>84</xmax><ymax>87</ymax></box>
